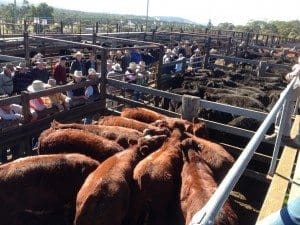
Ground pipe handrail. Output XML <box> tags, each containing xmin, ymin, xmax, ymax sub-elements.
<box><xmin>190</xmin><ymin>76</ymin><xmax>297</xmax><ymax>225</ymax></box>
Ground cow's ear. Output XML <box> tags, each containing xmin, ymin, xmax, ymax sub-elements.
<box><xmin>140</xmin><ymin>146</ymin><xmax>149</xmax><ymax>156</ymax></box>
<box><xmin>193</xmin><ymin>117</ymin><xmax>200</xmax><ymax>124</ymax></box>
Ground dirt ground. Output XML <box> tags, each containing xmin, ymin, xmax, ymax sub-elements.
<box><xmin>230</xmin><ymin>176</ymin><xmax>269</xmax><ymax>225</ymax></box>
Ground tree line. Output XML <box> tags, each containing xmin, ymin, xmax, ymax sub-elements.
<box><xmin>0</xmin><ymin>1</ymin><xmax>299</xmax><ymax>39</ymax></box>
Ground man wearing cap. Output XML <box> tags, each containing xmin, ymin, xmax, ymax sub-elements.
<box><xmin>53</xmin><ymin>56</ymin><xmax>67</xmax><ymax>85</ymax></box>
<box><xmin>13</xmin><ymin>62</ymin><xmax>33</xmax><ymax>95</ymax></box>
<box><xmin>31</xmin><ymin>60</ymin><xmax>49</xmax><ymax>83</ymax></box>
<box><xmin>70</xmin><ymin>51</ymin><xmax>86</xmax><ymax>75</ymax></box>
<box><xmin>0</xmin><ymin>63</ymin><xmax>15</xmax><ymax>96</ymax></box>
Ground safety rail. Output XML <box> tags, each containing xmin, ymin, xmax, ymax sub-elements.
<box><xmin>190</xmin><ymin>76</ymin><xmax>297</xmax><ymax>225</ymax></box>
<box><xmin>107</xmin><ymin>78</ymin><xmax>268</xmax><ymax>121</ymax></box>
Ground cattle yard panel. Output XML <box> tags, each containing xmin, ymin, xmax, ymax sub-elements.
<box><xmin>0</xmin><ymin>31</ymin><xmax>299</xmax><ymax>223</ymax></box>
<box><xmin>190</xmin><ymin>76</ymin><xmax>297</xmax><ymax>225</ymax></box>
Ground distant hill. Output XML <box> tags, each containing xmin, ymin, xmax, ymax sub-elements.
<box><xmin>153</xmin><ymin>16</ymin><xmax>196</xmax><ymax>24</ymax></box>
<box><xmin>53</xmin><ymin>8</ymin><xmax>198</xmax><ymax>25</ymax></box>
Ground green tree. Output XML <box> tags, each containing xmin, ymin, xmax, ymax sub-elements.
<box><xmin>34</xmin><ymin>3</ymin><xmax>54</xmax><ymax>19</ymax></box>
<box><xmin>217</xmin><ymin>22</ymin><xmax>235</xmax><ymax>30</ymax></box>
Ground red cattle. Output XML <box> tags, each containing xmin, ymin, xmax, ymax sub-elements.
<box><xmin>0</xmin><ymin>153</ymin><xmax>99</xmax><ymax>225</ymax></box>
<box><xmin>131</xmin><ymin>129</ymin><xmax>184</xmax><ymax>225</ymax></box>
<box><xmin>185</xmin><ymin>132</ymin><xmax>234</xmax><ymax>182</ymax></box>
<box><xmin>98</xmin><ymin>116</ymin><xmax>168</xmax><ymax>135</ymax></box>
<box><xmin>120</xmin><ymin>107</ymin><xmax>166</xmax><ymax>123</ymax></box>
<box><xmin>38</xmin><ymin>128</ymin><xmax>124</xmax><ymax>162</ymax></box>
<box><xmin>74</xmin><ymin>134</ymin><xmax>167</xmax><ymax>225</ymax></box>
<box><xmin>151</xmin><ymin>117</ymin><xmax>208</xmax><ymax>138</ymax></box>
<box><xmin>51</xmin><ymin>121</ymin><xmax>143</xmax><ymax>147</ymax></box>
<box><xmin>180</xmin><ymin>140</ymin><xmax>238</xmax><ymax>225</ymax></box>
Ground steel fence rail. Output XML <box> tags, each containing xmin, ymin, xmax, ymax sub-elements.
<box><xmin>190</xmin><ymin>76</ymin><xmax>297</xmax><ymax>225</ymax></box>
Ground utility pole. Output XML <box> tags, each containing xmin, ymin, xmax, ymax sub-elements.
<box><xmin>145</xmin><ymin>0</ymin><xmax>149</xmax><ymax>32</ymax></box>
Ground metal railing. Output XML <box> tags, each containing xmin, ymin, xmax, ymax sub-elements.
<box><xmin>190</xmin><ymin>76</ymin><xmax>297</xmax><ymax>225</ymax></box>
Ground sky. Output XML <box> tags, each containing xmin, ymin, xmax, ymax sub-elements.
<box><xmin>10</xmin><ymin>0</ymin><xmax>300</xmax><ymax>25</ymax></box>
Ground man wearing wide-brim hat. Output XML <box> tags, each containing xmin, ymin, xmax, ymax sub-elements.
<box><xmin>70</xmin><ymin>51</ymin><xmax>86</xmax><ymax>75</ymax></box>
<box><xmin>0</xmin><ymin>63</ymin><xmax>15</xmax><ymax>96</ymax></box>
<box><xmin>31</xmin><ymin>59</ymin><xmax>49</xmax><ymax>83</ymax></box>
<box><xmin>13</xmin><ymin>62</ymin><xmax>33</xmax><ymax>95</ymax></box>
<box><xmin>67</xmin><ymin>70</ymin><xmax>88</xmax><ymax>108</ymax></box>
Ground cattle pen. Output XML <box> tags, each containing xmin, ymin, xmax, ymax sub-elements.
<box><xmin>0</xmin><ymin>29</ymin><xmax>300</xmax><ymax>225</ymax></box>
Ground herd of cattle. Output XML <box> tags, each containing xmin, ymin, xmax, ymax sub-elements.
<box><xmin>167</xmin><ymin>65</ymin><xmax>289</xmax><ymax>131</ymax></box>
<box><xmin>0</xmin><ymin>107</ymin><xmax>238</xmax><ymax>225</ymax></box>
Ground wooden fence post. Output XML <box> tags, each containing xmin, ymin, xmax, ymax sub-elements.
<box><xmin>100</xmin><ymin>49</ymin><xmax>108</xmax><ymax>103</ymax></box>
<box><xmin>265</xmin><ymin>35</ymin><xmax>269</xmax><ymax>46</ymax></box>
<box><xmin>203</xmin><ymin>37</ymin><xmax>211</xmax><ymax>69</ymax></box>
<box><xmin>96</xmin><ymin>22</ymin><xmax>99</xmax><ymax>33</ymax></box>
<box><xmin>92</xmin><ymin>32</ymin><xmax>97</xmax><ymax>55</ymax></box>
<box><xmin>245</xmin><ymin>32</ymin><xmax>250</xmax><ymax>50</ymax></box>
<box><xmin>60</xmin><ymin>20</ymin><xmax>63</xmax><ymax>34</ymax></box>
<box><xmin>257</xmin><ymin>61</ymin><xmax>267</xmax><ymax>77</ymax></box>
<box><xmin>226</xmin><ymin>37</ymin><xmax>232</xmax><ymax>55</ymax></box>
<box><xmin>21</xmin><ymin>91</ymin><xmax>31</xmax><ymax>123</ymax></box>
<box><xmin>156</xmin><ymin>45</ymin><xmax>164</xmax><ymax>89</ymax></box>
<box><xmin>23</xmin><ymin>19</ymin><xmax>27</xmax><ymax>32</ymax></box>
<box><xmin>79</xmin><ymin>20</ymin><xmax>82</xmax><ymax>34</ymax></box>
<box><xmin>24</xmin><ymin>32</ymin><xmax>30</xmax><ymax>66</ymax></box>
<box><xmin>255</xmin><ymin>34</ymin><xmax>259</xmax><ymax>45</ymax></box>
<box><xmin>182</xmin><ymin>95</ymin><xmax>201</xmax><ymax>121</ymax></box>
<box><xmin>154</xmin><ymin>45</ymin><xmax>164</xmax><ymax>107</ymax></box>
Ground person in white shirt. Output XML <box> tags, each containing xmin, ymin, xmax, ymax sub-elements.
<box><xmin>267</xmin><ymin>57</ymin><xmax>300</xmax><ymax>148</ymax></box>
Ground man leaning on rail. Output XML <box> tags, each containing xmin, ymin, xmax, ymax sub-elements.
<box><xmin>266</xmin><ymin>56</ymin><xmax>300</xmax><ymax>148</ymax></box>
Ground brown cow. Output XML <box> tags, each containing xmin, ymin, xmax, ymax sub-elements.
<box><xmin>131</xmin><ymin>129</ymin><xmax>185</xmax><ymax>225</ymax></box>
<box><xmin>151</xmin><ymin>117</ymin><xmax>208</xmax><ymax>138</ymax></box>
<box><xmin>185</xmin><ymin>132</ymin><xmax>235</xmax><ymax>182</ymax></box>
<box><xmin>0</xmin><ymin>153</ymin><xmax>99</xmax><ymax>225</ymax></box>
<box><xmin>120</xmin><ymin>107</ymin><xmax>166</xmax><ymax>123</ymax></box>
<box><xmin>74</xmin><ymin>134</ymin><xmax>167</xmax><ymax>225</ymax></box>
<box><xmin>51</xmin><ymin>120</ymin><xmax>143</xmax><ymax>148</ymax></box>
<box><xmin>180</xmin><ymin>139</ymin><xmax>238</xmax><ymax>225</ymax></box>
<box><xmin>98</xmin><ymin>116</ymin><xmax>169</xmax><ymax>135</ymax></box>
<box><xmin>38</xmin><ymin>129</ymin><xmax>124</xmax><ymax>162</ymax></box>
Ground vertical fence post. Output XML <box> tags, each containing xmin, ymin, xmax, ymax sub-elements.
<box><xmin>182</xmin><ymin>95</ymin><xmax>201</xmax><ymax>121</ymax></box>
<box><xmin>257</xmin><ymin>61</ymin><xmax>267</xmax><ymax>77</ymax></box>
<box><xmin>265</xmin><ymin>35</ymin><xmax>269</xmax><ymax>46</ymax></box>
<box><xmin>60</xmin><ymin>20</ymin><xmax>63</xmax><ymax>34</ymax></box>
<box><xmin>268</xmin><ymin>99</ymin><xmax>290</xmax><ymax>176</ymax></box>
<box><xmin>24</xmin><ymin>32</ymin><xmax>30</xmax><ymax>66</ymax></box>
<box><xmin>96</xmin><ymin>22</ymin><xmax>99</xmax><ymax>33</ymax></box>
<box><xmin>23</xmin><ymin>19</ymin><xmax>27</xmax><ymax>32</ymax></box>
<box><xmin>100</xmin><ymin>49</ymin><xmax>108</xmax><ymax>104</ymax></box>
<box><xmin>156</xmin><ymin>45</ymin><xmax>164</xmax><ymax>89</ymax></box>
<box><xmin>21</xmin><ymin>91</ymin><xmax>31</xmax><ymax>123</ymax></box>
<box><xmin>255</xmin><ymin>33</ymin><xmax>259</xmax><ymax>45</ymax></box>
<box><xmin>79</xmin><ymin>20</ymin><xmax>82</xmax><ymax>35</ymax></box>
<box><xmin>226</xmin><ymin>37</ymin><xmax>232</xmax><ymax>55</ymax></box>
<box><xmin>92</xmin><ymin>32</ymin><xmax>97</xmax><ymax>55</ymax></box>
<box><xmin>204</xmin><ymin>37</ymin><xmax>211</xmax><ymax>69</ymax></box>
<box><xmin>154</xmin><ymin>45</ymin><xmax>164</xmax><ymax>107</ymax></box>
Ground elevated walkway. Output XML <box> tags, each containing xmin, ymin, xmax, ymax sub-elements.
<box><xmin>257</xmin><ymin>115</ymin><xmax>300</xmax><ymax>222</ymax></box>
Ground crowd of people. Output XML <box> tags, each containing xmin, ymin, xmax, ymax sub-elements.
<box><xmin>0</xmin><ymin>48</ymin><xmax>156</xmax><ymax>131</ymax></box>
